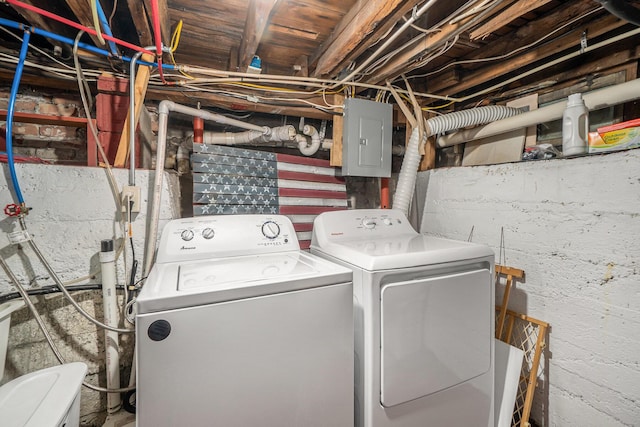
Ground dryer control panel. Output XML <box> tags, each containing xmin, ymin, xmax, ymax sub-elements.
<box><xmin>156</xmin><ymin>215</ymin><xmax>299</xmax><ymax>263</ymax></box>
<box><xmin>312</xmin><ymin>208</ymin><xmax>416</xmax><ymax>242</ymax></box>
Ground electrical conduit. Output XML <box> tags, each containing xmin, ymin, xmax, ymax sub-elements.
<box><xmin>393</xmin><ymin>105</ymin><xmax>523</xmax><ymax>217</ymax></box>
<box><xmin>144</xmin><ymin>101</ymin><xmax>272</xmax><ymax>276</ymax></box>
<box><xmin>100</xmin><ymin>240</ymin><xmax>121</xmax><ymax>413</ymax></box>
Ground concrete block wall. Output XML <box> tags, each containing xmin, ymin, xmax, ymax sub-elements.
<box><xmin>417</xmin><ymin>150</ymin><xmax>640</xmax><ymax>427</ymax></box>
<box><xmin>0</xmin><ymin>164</ymin><xmax>180</xmax><ymax>425</ymax></box>
<box><xmin>0</xmin><ymin>87</ymin><xmax>87</xmax><ymax>163</ymax></box>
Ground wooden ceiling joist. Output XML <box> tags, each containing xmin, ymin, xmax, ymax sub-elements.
<box><xmin>311</xmin><ymin>0</ymin><xmax>411</xmax><ymax>78</ymax></box>
<box><xmin>238</xmin><ymin>0</ymin><xmax>278</xmax><ymax>71</ymax></box>
<box><xmin>365</xmin><ymin>0</ymin><xmax>503</xmax><ymax>85</ymax></box>
<box><xmin>470</xmin><ymin>0</ymin><xmax>554</xmax><ymax>41</ymax></box>
<box><xmin>142</xmin><ymin>0</ymin><xmax>171</xmax><ymax>47</ymax></box>
<box><xmin>427</xmin><ymin>13</ymin><xmax>624</xmax><ymax>97</ymax></box>
<box><xmin>126</xmin><ymin>0</ymin><xmax>154</xmax><ymax>47</ymax></box>
<box><xmin>64</xmin><ymin>0</ymin><xmax>107</xmax><ymax>48</ymax></box>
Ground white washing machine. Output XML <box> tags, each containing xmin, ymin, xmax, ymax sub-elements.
<box><xmin>136</xmin><ymin>214</ymin><xmax>354</xmax><ymax>427</ymax></box>
<box><xmin>311</xmin><ymin>209</ymin><xmax>495</xmax><ymax>427</ymax></box>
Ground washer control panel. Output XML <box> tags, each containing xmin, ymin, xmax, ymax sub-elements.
<box><xmin>156</xmin><ymin>215</ymin><xmax>299</xmax><ymax>263</ymax></box>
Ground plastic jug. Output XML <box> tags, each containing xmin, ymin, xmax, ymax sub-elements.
<box><xmin>562</xmin><ymin>93</ymin><xmax>588</xmax><ymax>157</ymax></box>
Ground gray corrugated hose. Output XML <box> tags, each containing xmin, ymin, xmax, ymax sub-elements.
<box><xmin>392</xmin><ymin>105</ymin><xmax>524</xmax><ymax>217</ymax></box>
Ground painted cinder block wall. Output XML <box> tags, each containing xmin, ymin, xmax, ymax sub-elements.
<box><xmin>416</xmin><ymin>150</ymin><xmax>640</xmax><ymax>427</ymax></box>
<box><xmin>0</xmin><ymin>164</ymin><xmax>180</xmax><ymax>425</ymax></box>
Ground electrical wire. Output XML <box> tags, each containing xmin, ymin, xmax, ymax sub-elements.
<box><xmin>410</xmin><ymin>6</ymin><xmax>605</xmax><ymax>80</ymax></box>
<box><xmin>90</xmin><ymin>0</ymin><xmax>106</xmax><ymax>46</ymax></box>
<box><xmin>0</xmin><ymin>254</ymin><xmax>136</xmax><ymax>393</ymax></box>
<box><xmin>72</xmin><ymin>31</ymin><xmax>123</xmax><ymax>213</ymax></box>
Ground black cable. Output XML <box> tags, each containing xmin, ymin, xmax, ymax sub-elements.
<box><xmin>0</xmin><ymin>283</ymin><xmax>125</xmax><ymax>304</ymax></box>
<box><xmin>122</xmin><ymin>389</ymin><xmax>136</xmax><ymax>414</ymax></box>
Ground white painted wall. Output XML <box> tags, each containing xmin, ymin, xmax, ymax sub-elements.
<box><xmin>417</xmin><ymin>150</ymin><xmax>640</xmax><ymax>427</ymax></box>
<box><xmin>0</xmin><ymin>163</ymin><xmax>180</xmax><ymax>424</ymax></box>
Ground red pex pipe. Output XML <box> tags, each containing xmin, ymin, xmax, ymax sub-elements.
<box><xmin>5</xmin><ymin>0</ymin><xmax>154</xmax><ymax>55</ymax></box>
<box><xmin>150</xmin><ymin>0</ymin><xmax>171</xmax><ymax>85</ymax></box>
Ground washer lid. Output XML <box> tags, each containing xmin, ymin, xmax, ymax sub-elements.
<box><xmin>137</xmin><ymin>251</ymin><xmax>352</xmax><ymax>313</ymax></box>
<box><xmin>0</xmin><ymin>362</ymin><xmax>87</xmax><ymax>427</ymax></box>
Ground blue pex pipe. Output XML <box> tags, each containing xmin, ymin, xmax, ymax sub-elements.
<box><xmin>0</xmin><ymin>17</ymin><xmax>174</xmax><ymax>69</ymax></box>
<box><xmin>95</xmin><ymin>0</ymin><xmax>119</xmax><ymax>57</ymax></box>
<box><xmin>6</xmin><ymin>30</ymin><xmax>31</xmax><ymax>205</ymax></box>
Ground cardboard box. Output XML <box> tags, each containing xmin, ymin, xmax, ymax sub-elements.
<box><xmin>589</xmin><ymin>118</ymin><xmax>640</xmax><ymax>153</ymax></box>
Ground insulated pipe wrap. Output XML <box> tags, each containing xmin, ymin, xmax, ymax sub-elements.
<box><xmin>392</xmin><ymin>105</ymin><xmax>524</xmax><ymax>217</ymax></box>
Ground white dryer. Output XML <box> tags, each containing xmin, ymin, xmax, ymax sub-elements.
<box><xmin>136</xmin><ymin>214</ymin><xmax>353</xmax><ymax>427</ymax></box>
<box><xmin>311</xmin><ymin>209</ymin><xmax>495</xmax><ymax>427</ymax></box>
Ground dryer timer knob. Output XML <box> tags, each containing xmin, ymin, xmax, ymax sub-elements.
<box><xmin>362</xmin><ymin>218</ymin><xmax>377</xmax><ymax>229</ymax></box>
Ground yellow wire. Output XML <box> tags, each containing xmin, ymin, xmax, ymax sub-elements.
<box><xmin>170</xmin><ymin>20</ymin><xmax>183</xmax><ymax>53</ymax></box>
<box><xmin>422</xmin><ymin>100</ymin><xmax>455</xmax><ymax>110</ymax></box>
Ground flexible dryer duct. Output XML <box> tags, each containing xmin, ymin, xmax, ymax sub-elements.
<box><xmin>393</xmin><ymin>106</ymin><xmax>524</xmax><ymax>217</ymax></box>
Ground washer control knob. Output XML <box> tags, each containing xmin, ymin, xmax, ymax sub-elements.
<box><xmin>180</xmin><ymin>229</ymin><xmax>194</xmax><ymax>241</ymax></box>
<box><xmin>383</xmin><ymin>218</ymin><xmax>393</xmax><ymax>226</ymax></box>
<box><xmin>362</xmin><ymin>218</ymin><xmax>377</xmax><ymax>229</ymax></box>
<box><xmin>201</xmin><ymin>227</ymin><xmax>215</xmax><ymax>240</ymax></box>
<box><xmin>262</xmin><ymin>221</ymin><xmax>281</xmax><ymax>239</ymax></box>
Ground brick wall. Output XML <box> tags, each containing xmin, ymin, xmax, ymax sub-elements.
<box><xmin>0</xmin><ymin>87</ymin><xmax>87</xmax><ymax>163</ymax></box>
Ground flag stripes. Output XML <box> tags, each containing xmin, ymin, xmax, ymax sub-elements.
<box><xmin>192</xmin><ymin>144</ymin><xmax>347</xmax><ymax>248</ymax></box>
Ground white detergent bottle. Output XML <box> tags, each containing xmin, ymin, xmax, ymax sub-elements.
<box><xmin>562</xmin><ymin>93</ymin><xmax>589</xmax><ymax>157</ymax></box>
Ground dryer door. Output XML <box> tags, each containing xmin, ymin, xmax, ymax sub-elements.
<box><xmin>380</xmin><ymin>268</ymin><xmax>491</xmax><ymax>407</ymax></box>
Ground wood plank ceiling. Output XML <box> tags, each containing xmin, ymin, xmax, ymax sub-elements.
<box><xmin>0</xmin><ymin>0</ymin><xmax>639</xmax><ymax>118</ymax></box>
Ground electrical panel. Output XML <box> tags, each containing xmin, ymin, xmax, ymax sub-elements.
<box><xmin>342</xmin><ymin>98</ymin><xmax>392</xmax><ymax>177</ymax></box>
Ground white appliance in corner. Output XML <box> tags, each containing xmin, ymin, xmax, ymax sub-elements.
<box><xmin>136</xmin><ymin>215</ymin><xmax>354</xmax><ymax>427</ymax></box>
<box><xmin>311</xmin><ymin>209</ymin><xmax>495</xmax><ymax>427</ymax></box>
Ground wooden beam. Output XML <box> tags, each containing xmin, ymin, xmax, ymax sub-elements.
<box><xmin>427</xmin><ymin>13</ymin><xmax>626</xmax><ymax>96</ymax></box>
<box><xmin>0</xmin><ymin>110</ymin><xmax>89</xmax><ymax>127</ymax></box>
<box><xmin>470</xmin><ymin>0</ymin><xmax>553</xmax><ymax>40</ymax></box>
<box><xmin>365</xmin><ymin>0</ymin><xmax>503</xmax><ymax>85</ymax></box>
<box><xmin>426</xmin><ymin>1</ymin><xmax>602</xmax><ymax>94</ymax></box>
<box><xmin>114</xmin><ymin>53</ymin><xmax>154</xmax><ymax>168</ymax></box>
<box><xmin>238</xmin><ymin>0</ymin><xmax>279</xmax><ymax>71</ymax></box>
<box><xmin>311</xmin><ymin>0</ymin><xmax>409</xmax><ymax>78</ymax></box>
<box><xmin>126</xmin><ymin>0</ymin><xmax>154</xmax><ymax>47</ymax></box>
<box><xmin>8</xmin><ymin>0</ymin><xmax>74</xmax><ymax>50</ymax></box>
<box><xmin>145</xmin><ymin>89</ymin><xmax>336</xmax><ymax>120</ymax></box>
<box><xmin>143</xmin><ymin>0</ymin><xmax>171</xmax><ymax>47</ymax></box>
<box><xmin>330</xmin><ymin>94</ymin><xmax>345</xmax><ymax>167</ymax></box>
<box><xmin>64</xmin><ymin>0</ymin><xmax>107</xmax><ymax>49</ymax></box>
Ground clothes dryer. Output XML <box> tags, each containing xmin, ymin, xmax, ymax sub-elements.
<box><xmin>136</xmin><ymin>214</ymin><xmax>353</xmax><ymax>427</ymax></box>
<box><xmin>311</xmin><ymin>209</ymin><xmax>494</xmax><ymax>427</ymax></box>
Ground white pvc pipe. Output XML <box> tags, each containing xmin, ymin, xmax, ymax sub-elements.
<box><xmin>298</xmin><ymin>125</ymin><xmax>321</xmax><ymax>156</ymax></box>
<box><xmin>99</xmin><ymin>239</ymin><xmax>121</xmax><ymax>412</ymax></box>
<box><xmin>439</xmin><ymin>78</ymin><xmax>640</xmax><ymax>147</ymax></box>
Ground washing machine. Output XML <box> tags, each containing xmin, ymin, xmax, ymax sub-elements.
<box><xmin>136</xmin><ymin>214</ymin><xmax>354</xmax><ymax>427</ymax></box>
<box><xmin>311</xmin><ymin>209</ymin><xmax>495</xmax><ymax>427</ymax></box>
